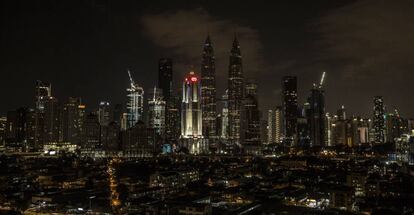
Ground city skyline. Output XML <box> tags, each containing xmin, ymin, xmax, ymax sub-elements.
<box><xmin>2</xmin><ymin>0</ymin><xmax>414</xmax><ymax>117</ymax></box>
<box><xmin>1</xmin><ymin>1</ymin><xmax>414</xmax><ymax>214</ymax></box>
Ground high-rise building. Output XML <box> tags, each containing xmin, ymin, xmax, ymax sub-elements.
<box><xmin>113</xmin><ymin>104</ymin><xmax>123</xmax><ymax>125</ymax></box>
<box><xmin>82</xmin><ymin>112</ymin><xmax>101</xmax><ymax>153</ymax></box>
<box><xmin>181</xmin><ymin>71</ymin><xmax>204</xmax><ymax>154</ymax></box>
<box><xmin>282</xmin><ymin>76</ymin><xmax>298</xmax><ymax>146</ymax></box>
<box><xmin>122</xmin><ymin>121</ymin><xmax>154</xmax><ymax>157</ymax></box>
<box><xmin>201</xmin><ymin>35</ymin><xmax>217</xmax><ymax>139</ymax></box>
<box><xmin>332</xmin><ymin>106</ymin><xmax>347</xmax><ymax>146</ymax></box>
<box><xmin>126</xmin><ymin>70</ymin><xmax>144</xmax><ymax>128</ymax></box>
<box><xmin>35</xmin><ymin>80</ymin><xmax>51</xmax><ymax>113</ymax></box>
<box><xmin>100</xmin><ymin>122</ymin><xmax>120</xmax><ymax>152</ymax></box>
<box><xmin>6</xmin><ymin>108</ymin><xmax>29</xmax><ymax>148</ymax></box>
<box><xmin>0</xmin><ymin>117</ymin><xmax>6</xmax><ymax>145</ymax></box>
<box><xmin>356</xmin><ymin>118</ymin><xmax>370</xmax><ymax>145</ymax></box>
<box><xmin>227</xmin><ymin>36</ymin><xmax>244</xmax><ymax>146</ymax></box>
<box><xmin>274</xmin><ymin>107</ymin><xmax>283</xmax><ymax>143</ymax></box>
<box><xmin>220</xmin><ymin>90</ymin><xmax>229</xmax><ymax>140</ymax></box>
<box><xmin>307</xmin><ymin>85</ymin><xmax>325</xmax><ymax>147</ymax></box>
<box><xmin>325</xmin><ymin>113</ymin><xmax>332</xmax><ymax>146</ymax></box>
<box><xmin>158</xmin><ymin>58</ymin><xmax>181</xmax><ymax>144</ymax></box>
<box><xmin>268</xmin><ymin>107</ymin><xmax>283</xmax><ymax>144</ymax></box>
<box><xmin>373</xmin><ymin>96</ymin><xmax>386</xmax><ymax>143</ymax></box>
<box><xmin>386</xmin><ymin>109</ymin><xmax>405</xmax><ymax>143</ymax></box>
<box><xmin>242</xmin><ymin>81</ymin><xmax>261</xmax><ymax>153</ymax></box>
<box><xmin>34</xmin><ymin>80</ymin><xmax>52</xmax><ymax>150</ymax></box>
<box><xmin>98</xmin><ymin>101</ymin><xmax>111</xmax><ymax>126</ymax></box>
<box><xmin>148</xmin><ymin>87</ymin><xmax>166</xmax><ymax>138</ymax></box>
<box><xmin>44</xmin><ymin>96</ymin><xmax>61</xmax><ymax>143</ymax></box>
<box><xmin>4</xmin><ymin>108</ymin><xmax>37</xmax><ymax>151</ymax></box>
<box><xmin>165</xmin><ymin>95</ymin><xmax>180</xmax><ymax>143</ymax></box>
<box><xmin>62</xmin><ymin>97</ymin><xmax>84</xmax><ymax>145</ymax></box>
<box><xmin>267</xmin><ymin>110</ymin><xmax>273</xmax><ymax>144</ymax></box>
<box><xmin>298</xmin><ymin>104</ymin><xmax>310</xmax><ymax>147</ymax></box>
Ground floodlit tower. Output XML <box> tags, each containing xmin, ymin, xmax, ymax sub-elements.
<box><xmin>181</xmin><ymin>70</ymin><xmax>205</xmax><ymax>154</ymax></box>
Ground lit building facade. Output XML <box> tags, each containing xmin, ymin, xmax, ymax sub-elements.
<box><xmin>35</xmin><ymin>80</ymin><xmax>51</xmax><ymax>113</ymax></box>
<box><xmin>282</xmin><ymin>76</ymin><xmax>298</xmax><ymax>146</ymax></box>
<box><xmin>227</xmin><ymin>36</ymin><xmax>244</xmax><ymax>147</ymax></box>
<box><xmin>307</xmin><ymin>86</ymin><xmax>325</xmax><ymax>147</ymax></box>
<box><xmin>148</xmin><ymin>87</ymin><xmax>166</xmax><ymax>137</ymax></box>
<box><xmin>220</xmin><ymin>91</ymin><xmax>229</xmax><ymax>140</ymax></box>
<box><xmin>181</xmin><ymin>71</ymin><xmax>205</xmax><ymax>154</ymax></box>
<box><xmin>44</xmin><ymin>96</ymin><xmax>61</xmax><ymax>144</ymax></box>
<box><xmin>158</xmin><ymin>58</ymin><xmax>181</xmax><ymax>144</ymax></box>
<box><xmin>325</xmin><ymin>113</ymin><xmax>332</xmax><ymax>146</ymax></box>
<box><xmin>201</xmin><ymin>35</ymin><xmax>217</xmax><ymax>140</ymax></box>
<box><xmin>98</xmin><ymin>101</ymin><xmax>110</xmax><ymax>126</ymax></box>
<box><xmin>267</xmin><ymin>107</ymin><xmax>283</xmax><ymax>144</ymax></box>
<box><xmin>373</xmin><ymin>96</ymin><xmax>385</xmax><ymax>143</ymax></box>
<box><xmin>62</xmin><ymin>97</ymin><xmax>85</xmax><ymax>146</ymax></box>
<box><xmin>127</xmin><ymin>70</ymin><xmax>144</xmax><ymax>128</ymax></box>
<box><xmin>242</xmin><ymin>81</ymin><xmax>261</xmax><ymax>153</ymax></box>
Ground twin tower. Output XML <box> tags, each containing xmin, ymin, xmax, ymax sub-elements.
<box><xmin>181</xmin><ymin>35</ymin><xmax>244</xmax><ymax>154</ymax></box>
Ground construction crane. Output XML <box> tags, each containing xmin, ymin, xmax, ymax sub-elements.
<box><xmin>127</xmin><ymin>69</ymin><xmax>136</xmax><ymax>88</ymax></box>
<box><xmin>319</xmin><ymin>71</ymin><xmax>326</xmax><ymax>89</ymax></box>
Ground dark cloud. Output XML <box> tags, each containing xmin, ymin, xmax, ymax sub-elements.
<box><xmin>311</xmin><ymin>0</ymin><xmax>414</xmax><ymax>116</ymax></box>
<box><xmin>140</xmin><ymin>8</ymin><xmax>266</xmax><ymax>95</ymax></box>
<box><xmin>1</xmin><ymin>0</ymin><xmax>413</xmax><ymax>118</ymax></box>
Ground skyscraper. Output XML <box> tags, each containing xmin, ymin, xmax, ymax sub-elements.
<box><xmin>83</xmin><ymin>112</ymin><xmax>101</xmax><ymax>153</ymax></box>
<box><xmin>267</xmin><ymin>107</ymin><xmax>283</xmax><ymax>144</ymax></box>
<box><xmin>267</xmin><ymin>110</ymin><xmax>273</xmax><ymax>144</ymax></box>
<box><xmin>386</xmin><ymin>108</ymin><xmax>405</xmax><ymax>143</ymax></box>
<box><xmin>35</xmin><ymin>80</ymin><xmax>51</xmax><ymax>113</ymax></box>
<box><xmin>126</xmin><ymin>70</ymin><xmax>144</xmax><ymax>128</ymax></box>
<box><xmin>165</xmin><ymin>95</ymin><xmax>180</xmax><ymax>143</ymax></box>
<box><xmin>34</xmin><ymin>80</ymin><xmax>52</xmax><ymax>150</ymax></box>
<box><xmin>282</xmin><ymin>76</ymin><xmax>298</xmax><ymax>146</ymax></box>
<box><xmin>158</xmin><ymin>58</ymin><xmax>180</xmax><ymax>144</ymax></box>
<box><xmin>43</xmin><ymin>96</ymin><xmax>61</xmax><ymax>143</ymax></box>
<box><xmin>274</xmin><ymin>107</ymin><xmax>283</xmax><ymax>143</ymax></box>
<box><xmin>325</xmin><ymin>113</ymin><xmax>332</xmax><ymax>146</ymax></box>
<box><xmin>181</xmin><ymin>71</ymin><xmax>204</xmax><ymax>154</ymax></box>
<box><xmin>373</xmin><ymin>96</ymin><xmax>386</xmax><ymax>143</ymax></box>
<box><xmin>62</xmin><ymin>97</ymin><xmax>84</xmax><ymax>145</ymax></box>
<box><xmin>6</xmin><ymin>108</ymin><xmax>29</xmax><ymax>146</ymax></box>
<box><xmin>98</xmin><ymin>101</ymin><xmax>110</xmax><ymax>126</ymax></box>
<box><xmin>228</xmin><ymin>36</ymin><xmax>244</xmax><ymax>147</ymax></box>
<box><xmin>148</xmin><ymin>87</ymin><xmax>166</xmax><ymax>137</ymax></box>
<box><xmin>242</xmin><ymin>80</ymin><xmax>261</xmax><ymax>152</ymax></box>
<box><xmin>220</xmin><ymin>90</ymin><xmax>229</xmax><ymax>140</ymax></box>
<box><xmin>0</xmin><ymin>117</ymin><xmax>6</xmax><ymax>145</ymax></box>
<box><xmin>307</xmin><ymin>84</ymin><xmax>325</xmax><ymax>147</ymax></box>
<box><xmin>201</xmin><ymin>35</ymin><xmax>217</xmax><ymax>139</ymax></box>
<box><xmin>113</xmin><ymin>104</ymin><xmax>123</xmax><ymax>125</ymax></box>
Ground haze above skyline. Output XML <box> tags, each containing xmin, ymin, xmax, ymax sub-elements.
<box><xmin>1</xmin><ymin>0</ymin><xmax>414</xmax><ymax>117</ymax></box>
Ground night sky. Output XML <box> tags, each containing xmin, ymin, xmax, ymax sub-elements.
<box><xmin>1</xmin><ymin>0</ymin><xmax>414</xmax><ymax>118</ymax></box>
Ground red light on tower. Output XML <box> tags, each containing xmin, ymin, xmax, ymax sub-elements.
<box><xmin>191</xmin><ymin>77</ymin><xmax>198</xmax><ymax>82</ymax></box>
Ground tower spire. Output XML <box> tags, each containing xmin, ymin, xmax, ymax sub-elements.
<box><xmin>231</xmin><ymin>34</ymin><xmax>241</xmax><ymax>56</ymax></box>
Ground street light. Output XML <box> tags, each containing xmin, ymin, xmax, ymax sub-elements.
<box><xmin>89</xmin><ymin>196</ymin><xmax>96</xmax><ymax>210</ymax></box>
